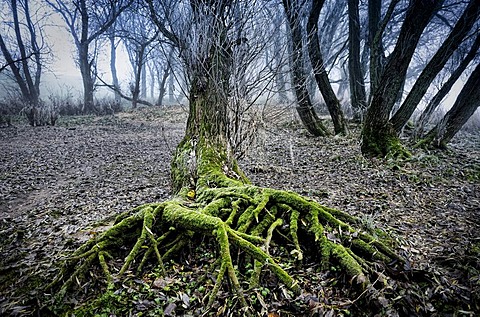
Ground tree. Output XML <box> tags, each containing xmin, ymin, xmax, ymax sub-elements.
<box><xmin>361</xmin><ymin>0</ymin><xmax>444</xmax><ymax>157</ymax></box>
<box><xmin>390</xmin><ymin>0</ymin><xmax>480</xmax><ymax>133</ymax></box>
<box><xmin>46</xmin><ymin>0</ymin><xmax>132</xmax><ymax>113</ymax></box>
<box><xmin>46</xmin><ymin>0</ymin><xmax>401</xmax><ymax>315</ymax></box>
<box><xmin>0</xmin><ymin>0</ymin><xmax>45</xmax><ymax>125</ymax></box>
<box><xmin>282</xmin><ymin>0</ymin><xmax>329</xmax><ymax>136</ymax></box>
<box><xmin>347</xmin><ymin>0</ymin><xmax>367</xmax><ymax>121</ymax></box>
<box><xmin>416</xmin><ymin>32</ymin><xmax>480</xmax><ymax>137</ymax></box>
<box><xmin>422</xmin><ymin>61</ymin><xmax>480</xmax><ymax>148</ymax></box>
<box><xmin>307</xmin><ymin>0</ymin><xmax>348</xmax><ymax>135</ymax></box>
<box><xmin>148</xmin><ymin>46</ymin><xmax>174</xmax><ymax>106</ymax></box>
<box><xmin>119</xmin><ymin>2</ymin><xmax>159</xmax><ymax>108</ymax></box>
<box><xmin>107</xmin><ymin>22</ymin><xmax>121</xmax><ymax>103</ymax></box>
<box><xmin>367</xmin><ymin>0</ymin><xmax>399</xmax><ymax>96</ymax></box>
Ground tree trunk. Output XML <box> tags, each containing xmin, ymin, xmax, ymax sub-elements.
<box><xmin>390</xmin><ymin>0</ymin><xmax>480</xmax><ymax>133</ymax></box>
<box><xmin>0</xmin><ymin>0</ymin><xmax>43</xmax><ymax>126</ymax></box>
<box><xmin>416</xmin><ymin>33</ymin><xmax>480</xmax><ymax>137</ymax></box>
<box><xmin>283</xmin><ymin>0</ymin><xmax>329</xmax><ymax>137</ymax></box>
<box><xmin>307</xmin><ymin>0</ymin><xmax>348</xmax><ymax>135</ymax></box>
<box><xmin>424</xmin><ymin>62</ymin><xmax>480</xmax><ymax>148</ymax></box>
<box><xmin>79</xmin><ymin>44</ymin><xmax>95</xmax><ymax>113</ymax></box>
<box><xmin>367</xmin><ymin>0</ymin><xmax>385</xmax><ymax>95</ymax></box>
<box><xmin>132</xmin><ymin>45</ymin><xmax>147</xmax><ymax>109</ymax></box>
<box><xmin>347</xmin><ymin>0</ymin><xmax>367</xmax><ymax>122</ymax></box>
<box><xmin>273</xmin><ymin>23</ymin><xmax>289</xmax><ymax>103</ymax></box>
<box><xmin>368</xmin><ymin>0</ymin><xmax>400</xmax><ymax>101</ymax></box>
<box><xmin>361</xmin><ymin>0</ymin><xmax>444</xmax><ymax>157</ymax></box>
<box><xmin>156</xmin><ymin>64</ymin><xmax>170</xmax><ymax>107</ymax></box>
<box><xmin>141</xmin><ymin>63</ymin><xmax>147</xmax><ymax>99</ymax></box>
<box><xmin>109</xmin><ymin>32</ymin><xmax>121</xmax><ymax>103</ymax></box>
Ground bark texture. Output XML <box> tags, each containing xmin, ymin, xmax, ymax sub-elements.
<box><xmin>307</xmin><ymin>0</ymin><xmax>348</xmax><ymax>135</ymax></box>
<box><xmin>423</xmin><ymin>62</ymin><xmax>480</xmax><ymax>147</ymax></box>
<box><xmin>390</xmin><ymin>0</ymin><xmax>480</xmax><ymax>132</ymax></box>
<box><xmin>348</xmin><ymin>0</ymin><xmax>367</xmax><ymax>121</ymax></box>
<box><xmin>283</xmin><ymin>0</ymin><xmax>330</xmax><ymax>137</ymax></box>
<box><xmin>362</xmin><ymin>0</ymin><xmax>444</xmax><ymax>157</ymax></box>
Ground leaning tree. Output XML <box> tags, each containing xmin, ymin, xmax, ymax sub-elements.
<box><xmin>46</xmin><ymin>0</ymin><xmax>403</xmax><ymax>315</ymax></box>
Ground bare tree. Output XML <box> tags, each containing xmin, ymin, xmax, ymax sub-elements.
<box><xmin>282</xmin><ymin>0</ymin><xmax>329</xmax><ymax>136</ymax></box>
<box><xmin>307</xmin><ymin>0</ymin><xmax>348</xmax><ymax>135</ymax></box>
<box><xmin>416</xmin><ymin>32</ymin><xmax>480</xmax><ymax>137</ymax></box>
<box><xmin>0</xmin><ymin>0</ymin><xmax>48</xmax><ymax>126</ymax></box>
<box><xmin>390</xmin><ymin>0</ymin><xmax>480</xmax><ymax>133</ymax></box>
<box><xmin>107</xmin><ymin>22</ymin><xmax>121</xmax><ymax>103</ymax></box>
<box><xmin>118</xmin><ymin>2</ymin><xmax>159</xmax><ymax>108</ymax></box>
<box><xmin>361</xmin><ymin>0</ymin><xmax>444</xmax><ymax>157</ymax></box>
<box><xmin>347</xmin><ymin>0</ymin><xmax>367</xmax><ymax>121</ymax></box>
<box><xmin>423</xmin><ymin>61</ymin><xmax>480</xmax><ymax>147</ymax></box>
<box><xmin>48</xmin><ymin>2</ymin><xmax>401</xmax><ymax>316</ymax></box>
<box><xmin>46</xmin><ymin>0</ymin><xmax>132</xmax><ymax>113</ymax></box>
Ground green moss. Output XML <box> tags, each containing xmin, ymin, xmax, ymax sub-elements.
<box><xmin>289</xmin><ymin>210</ymin><xmax>303</xmax><ymax>261</ymax></box>
<box><xmin>350</xmin><ymin>239</ymin><xmax>391</xmax><ymax>262</ymax></box>
<box><xmin>45</xmin><ymin>129</ymin><xmax>404</xmax><ymax>315</ymax></box>
<box><xmin>329</xmin><ymin>243</ymin><xmax>365</xmax><ymax>281</ymax></box>
<box><xmin>361</xmin><ymin>123</ymin><xmax>411</xmax><ymax>159</ymax></box>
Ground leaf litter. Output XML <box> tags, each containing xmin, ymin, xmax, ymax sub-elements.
<box><xmin>0</xmin><ymin>105</ymin><xmax>478</xmax><ymax>316</ymax></box>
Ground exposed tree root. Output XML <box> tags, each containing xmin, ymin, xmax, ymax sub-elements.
<box><xmin>46</xmin><ymin>183</ymin><xmax>403</xmax><ymax>314</ymax></box>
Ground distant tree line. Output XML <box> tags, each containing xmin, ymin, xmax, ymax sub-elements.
<box><xmin>0</xmin><ymin>0</ymin><xmax>478</xmax><ymax>153</ymax></box>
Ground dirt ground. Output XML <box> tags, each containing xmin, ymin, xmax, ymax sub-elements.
<box><xmin>0</xmin><ymin>106</ymin><xmax>479</xmax><ymax>316</ymax></box>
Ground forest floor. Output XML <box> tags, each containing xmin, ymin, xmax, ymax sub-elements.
<box><xmin>0</xmin><ymin>105</ymin><xmax>479</xmax><ymax>316</ymax></box>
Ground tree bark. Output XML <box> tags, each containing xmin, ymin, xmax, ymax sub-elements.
<box><xmin>424</xmin><ymin>62</ymin><xmax>480</xmax><ymax>148</ymax></box>
<box><xmin>109</xmin><ymin>30</ymin><xmax>121</xmax><ymax>103</ymax></box>
<box><xmin>367</xmin><ymin>0</ymin><xmax>383</xmax><ymax>94</ymax></box>
<box><xmin>307</xmin><ymin>0</ymin><xmax>348</xmax><ymax>135</ymax></box>
<box><xmin>390</xmin><ymin>0</ymin><xmax>480</xmax><ymax>133</ymax></box>
<box><xmin>156</xmin><ymin>65</ymin><xmax>170</xmax><ymax>107</ymax></box>
<box><xmin>0</xmin><ymin>0</ymin><xmax>43</xmax><ymax>125</ymax></box>
<box><xmin>132</xmin><ymin>44</ymin><xmax>147</xmax><ymax>109</ymax></box>
<box><xmin>416</xmin><ymin>33</ymin><xmax>480</xmax><ymax>137</ymax></box>
<box><xmin>282</xmin><ymin>0</ymin><xmax>329</xmax><ymax>137</ymax></box>
<box><xmin>347</xmin><ymin>0</ymin><xmax>367</xmax><ymax>121</ymax></box>
<box><xmin>79</xmin><ymin>43</ymin><xmax>95</xmax><ymax>113</ymax></box>
<box><xmin>368</xmin><ymin>0</ymin><xmax>399</xmax><ymax>98</ymax></box>
<box><xmin>361</xmin><ymin>0</ymin><xmax>444</xmax><ymax>157</ymax></box>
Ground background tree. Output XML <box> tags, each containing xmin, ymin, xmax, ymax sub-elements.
<box><xmin>46</xmin><ymin>0</ymin><xmax>132</xmax><ymax>113</ymax></box>
<box><xmin>423</xmin><ymin>61</ymin><xmax>480</xmax><ymax>147</ymax></box>
<box><xmin>390</xmin><ymin>0</ymin><xmax>480</xmax><ymax>133</ymax></box>
<box><xmin>361</xmin><ymin>0</ymin><xmax>444</xmax><ymax>157</ymax></box>
<box><xmin>0</xmin><ymin>0</ymin><xmax>47</xmax><ymax>125</ymax></box>
<box><xmin>416</xmin><ymin>32</ymin><xmax>480</xmax><ymax>138</ymax></box>
<box><xmin>147</xmin><ymin>46</ymin><xmax>174</xmax><ymax>106</ymax></box>
<box><xmin>282</xmin><ymin>0</ymin><xmax>329</xmax><ymax>136</ymax></box>
<box><xmin>118</xmin><ymin>1</ymin><xmax>159</xmax><ymax>108</ymax></box>
<box><xmin>347</xmin><ymin>0</ymin><xmax>367</xmax><ymax>121</ymax></box>
<box><xmin>307</xmin><ymin>0</ymin><xmax>348</xmax><ymax>135</ymax></box>
<box><xmin>107</xmin><ymin>22</ymin><xmax>121</xmax><ymax>103</ymax></box>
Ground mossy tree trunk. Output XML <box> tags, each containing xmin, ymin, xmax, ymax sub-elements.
<box><xmin>361</xmin><ymin>0</ymin><xmax>443</xmax><ymax>157</ymax></box>
<box><xmin>47</xmin><ymin>1</ymin><xmax>403</xmax><ymax>314</ymax></box>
